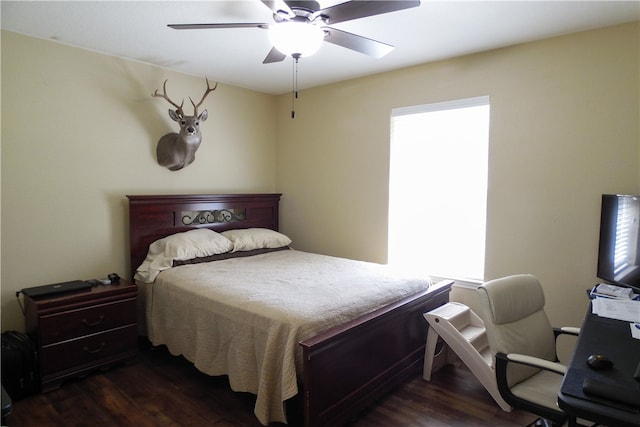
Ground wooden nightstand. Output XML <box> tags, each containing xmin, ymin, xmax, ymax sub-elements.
<box><xmin>24</xmin><ymin>279</ymin><xmax>138</xmax><ymax>392</ymax></box>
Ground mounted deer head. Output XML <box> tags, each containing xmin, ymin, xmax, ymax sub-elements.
<box><xmin>152</xmin><ymin>78</ymin><xmax>217</xmax><ymax>171</ymax></box>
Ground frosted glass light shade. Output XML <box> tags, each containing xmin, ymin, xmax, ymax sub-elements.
<box><xmin>269</xmin><ymin>22</ymin><xmax>324</xmax><ymax>57</ymax></box>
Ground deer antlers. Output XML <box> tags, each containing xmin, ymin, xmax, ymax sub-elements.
<box><xmin>152</xmin><ymin>80</ymin><xmax>185</xmax><ymax>117</ymax></box>
<box><xmin>152</xmin><ymin>78</ymin><xmax>217</xmax><ymax>117</ymax></box>
<box><xmin>190</xmin><ymin>78</ymin><xmax>218</xmax><ymax>115</ymax></box>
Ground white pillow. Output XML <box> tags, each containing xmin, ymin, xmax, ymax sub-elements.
<box><xmin>221</xmin><ymin>228</ymin><xmax>292</xmax><ymax>252</ymax></box>
<box><xmin>135</xmin><ymin>229</ymin><xmax>233</xmax><ymax>283</ymax></box>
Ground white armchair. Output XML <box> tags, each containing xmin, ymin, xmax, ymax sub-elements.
<box><xmin>477</xmin><ymin>274</ymin><xmax>581</xmax><ymax>427</ymax></box>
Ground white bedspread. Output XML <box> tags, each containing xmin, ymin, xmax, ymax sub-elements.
<box><xmin>145</xmin><ymin>249</ymin><xmax>429</xmax><ymax>425</ymax></box>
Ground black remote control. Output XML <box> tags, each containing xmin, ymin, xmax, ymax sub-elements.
<box><xmin>634</xmin><ymin>361</ymin><xmax>640</xmax><ymax>381</ymax></box>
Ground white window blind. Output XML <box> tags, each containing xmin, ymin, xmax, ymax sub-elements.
<box><xmin>388</xmin><ymin>96</ymin><xmax>490</xmax><ymax>281</ymax></box>
<box><xmin>614</xmin><ymin>196</ymin><xmax>640</xmax><ymax>277</ymax></box>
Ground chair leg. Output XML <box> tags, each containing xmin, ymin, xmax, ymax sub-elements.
<box><xmin>567</xmin><ymin>416</ymin><xmax>600</xmax><ymax>427</ymax></box>
<box><xmin>526</xmin><ymin>418</ymin><xmax>556</xmax><ymax>427</ymax></box>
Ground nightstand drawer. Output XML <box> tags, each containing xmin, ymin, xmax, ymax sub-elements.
<box><xmin>38</xmin><ymin>298</ymin><xmax>136</xmax><ymax>345</ymax></box>
<box><xmin>40</xmin><ymin>325</ymin><xmax>137</xmax><ymax>375</ymax></box>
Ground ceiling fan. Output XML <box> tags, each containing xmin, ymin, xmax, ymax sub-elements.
<box><xmin>168</xmin><ymin>0</ymin><xmax>421</xmax><ymax>63</ymax></box>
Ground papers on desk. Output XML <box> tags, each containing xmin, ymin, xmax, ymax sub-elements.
<box><xmin>590</xmin><ymin>283</ymin><xmax>638</xmax><ymax>300</ymax></box>
<box><xmin>590</xmin><ymin>284</ymin><xmax>640</xmax><ymax>330</ymax></box>
<box><xmin>592</xmin><ymin>298</ymin><xmax>640</xmax><ymax>323</ymax></box>
<box><xmin>631</xmin><ymin>323</ymin><xmax>640</xmax><ymax>339</ymax></box>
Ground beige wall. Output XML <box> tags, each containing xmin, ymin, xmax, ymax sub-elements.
<box><xmin>1</xmin><ymin>31</ymin><xmax>277</xmax><ymax>331</ymax></box>
<box><xmin>275</xmin><ymin>22</ymin><xmax>640</xmax><ymax>328</ymax></box>
<box><xmin>2</xmin><ymin>23</ymin><xmax>638</xmax><ymax>333</ymax></box>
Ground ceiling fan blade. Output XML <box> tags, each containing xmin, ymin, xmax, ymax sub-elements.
<box><xmin>261</xmin><ymin>0</ymin><xmax>294</xmax><ymax>17</ymax></box>
<box><xmin>316</xmin><ymin>1</ymin><xmax>420</xmax><ymax>25</ymax></box>
<box><xmin>168</xmin><ymin>23</ymin><xmax>269</xmax><ymax>30</ymax></box>
<box><xmin>263</xmin><ymin>46</ymin><xmax>287</xmax><ymax>63</ymax></box>
<box><xmin>323</xmin><ymin>27</ymin><xmax>393</xmax><ymax>58</ymax></box>
<box><xmin>283</xmin><ymin>1</ymin><xmax>320</xmax><ymax>11</ymax></box>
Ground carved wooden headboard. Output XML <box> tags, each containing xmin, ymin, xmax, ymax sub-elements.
<box><xmin>127</xmin><ymin>193</ymin><xmax>282</xmax><ymax>280</ymax></box>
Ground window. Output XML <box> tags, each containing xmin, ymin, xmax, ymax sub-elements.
<box><xmin>614</xmin><ymin>196</ymin><xmax>640</xmax><ymax>279</ymax></box>
<box><xmin>388</xmin><ymin>97</ymin><xmax>490</xmax><ymax>281</ymax></box>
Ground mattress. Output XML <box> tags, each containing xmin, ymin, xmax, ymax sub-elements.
<box><xmin>141</xmin><ymin>249</ymin><xmax>430</xmax><ymax>425</ymax></box>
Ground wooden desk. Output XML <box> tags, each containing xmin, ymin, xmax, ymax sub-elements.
<box><xmin>558</xmin><ymin>303</ymin><xmax>640</xmax><ymax>427</ymax></box>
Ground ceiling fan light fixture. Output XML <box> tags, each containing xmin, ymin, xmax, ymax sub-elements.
<box><xmin>269</xmin><ymin>21</ymin><xmax>324</xmax><ymax>57</ymax></box>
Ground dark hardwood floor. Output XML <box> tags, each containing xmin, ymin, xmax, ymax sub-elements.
<box><xmin>5</xmin><ymin>343</ymin><xmax>537</xmax><ymax>427</ymax></box>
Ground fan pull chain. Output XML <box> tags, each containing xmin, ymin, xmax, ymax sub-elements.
<box><xmin>291</xmin><ymin>54</ymin><xmax>300</xmax><ymax>119</ymax></box>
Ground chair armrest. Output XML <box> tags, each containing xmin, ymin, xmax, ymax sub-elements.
<box><xmin>504</xmin><ymin>353</ymin><xmax>567</xmax><ymax>375</ymax></box>
<box><xmin>494</xmin><ymin>352</ymin><xmax>569</xmax><ymax>425</ymax></box>
<box><xmin>552</xmin><ymin>326</ymin><xmax>580</xmax><ymax>362</ymax></box>
<box><xmin>554</xmin><ymin>326</ymin><xmax>580</xmax><ymax>337</ymax></box>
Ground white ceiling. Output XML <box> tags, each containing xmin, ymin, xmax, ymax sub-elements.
<box><xmin>2</xmin><ymin>1</ymin><xmax>639</xmax><ymax>95</ymax></box>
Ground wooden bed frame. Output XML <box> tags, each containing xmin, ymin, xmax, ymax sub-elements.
<box><xmin>127</xmin><ymin>193</ymin><xmax>452</xmax><ymax>427</ymax></box>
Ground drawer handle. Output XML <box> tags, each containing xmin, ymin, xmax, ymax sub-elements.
<box><xmin>83</xmin><ymin>342</ymin><xmax>106</xmax><ymax>354</ymax></box>
<box><xmin>81</xmin><ymin>315</ymin><xmax>104</xmax><ymax>327</ymax></box>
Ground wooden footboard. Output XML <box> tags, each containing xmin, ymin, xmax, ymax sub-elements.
<box><xmin>300</xmin><ymin>279</ymin><xmax>453</xmax><ymax>427</ymax></box>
